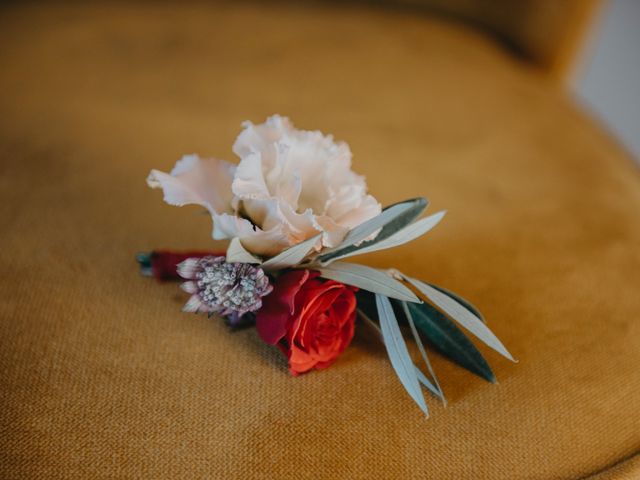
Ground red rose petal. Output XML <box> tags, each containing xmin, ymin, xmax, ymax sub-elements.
<box><xmin>260</xmin><ymin>271</ymin><xmax>358</xmax><ymax>375</ymax></box>
<box><xmin>293</xmin><ymin>283</ymin><xmax>343</xmax><ymax>349</ymax></box>
<box><xmin>256</xmin><ymin>269</ymin><xmax>310</xmax><ymax>345</ymax></box>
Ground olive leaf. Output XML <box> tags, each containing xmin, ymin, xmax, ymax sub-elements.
<box><xmin>318</xmin><ymin>197</ymin><xmax>428</xmax><ymax>263</ymax></box>
<box><xmin>428</xmin><ymin>283</ymin><xmax>486</xmax><ymax>323</ymax></box>
<box><xmin>414</xmin><ymin>368</ymin><xmax>444</xmax><ymax>400</ymax></box>
<box><xmin>356</xmin><ymin>293</ymin><xmax>442</xmax><ymax>400</ymax></box>
<box><xmin>406</xmin><ymin>301</ymin><xmax>496</xmax><ymax>383</ymax></box>
<box><xmin>376</xmin><ymin>294</ymin><xmax>429</xmax><ymax>416</ymax></box>
<box><xmin>404</xmin><ymin>277</ymin><xmax>515</xmax><ymax>362</ymax></box>
<box><xmin>401</xmin><ymin>301</ymin><xmax>446</xmax><ymax>404</ymax></box>
<box><xmin>317</xmin><ymin>262</ymin><xmax>420</xmax><ymax>303</ymax></box>
<box><xmin>326</xmin><ymin>211</ymin><xmax>446</xmax><ymax>262</ymax></box>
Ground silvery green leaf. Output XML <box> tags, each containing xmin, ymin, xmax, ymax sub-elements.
<box><xmin>318</xmin><ymin>197</ymin><xmax>427</xmax><ymax>263</ymax></box>
<box><xmin>328</xmin><ymin>211</ymin><xmax>446</xmax><ymax>262</ymax></box>
<box><xmin>414</xmin><ymin>366</ymin><xmax>444</xmax><ymax>400</ymax></box>
<box><xmin>261</xmin><ymin>234</ymin><xmax>321</xmax><ymax>271</ymax></box>
<box><xmin>358</xmin><ymin>292</ymin><xmax>443</xmax><ymax>401</ymax></box>
<box><xmin>376</xmin><ymin>294</ymin><xmax>428</xmax><ymax>416</ymax></box>
<box><xmin>318</xmin><ymin>262</ymin><xmax>420</xmax><ymax>303</ymax></box>
<box><xmin>226</xmin><ymin>237</ymin><xmax>262</xmax><ymax>264</ymax></box>
<box><xmin>407</xmin><ymin>301</ymin><xmax>496</xmax><ymax>383</ymax></box>
<box><xmin>402</xmin><ymin>301</ymin><xmax>446</xmax><ymax>404</ymax></box>
<box><xmin>429</xmin><ymin>283</ymin><xmax>486</xmax><ymax>323</ymax></box>
<box><xmin>405</xmin><ymin>277</ymin><xmax>515</xmax><ymax>362</ymax></box>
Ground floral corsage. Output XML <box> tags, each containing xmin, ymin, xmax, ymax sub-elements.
<box><xmin>138</xmin><ymin>115</ymin><xmax>514</xmax><ymax>415</ymax></box>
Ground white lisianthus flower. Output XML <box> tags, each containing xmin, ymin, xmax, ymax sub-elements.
<box><xmin>147</xmin><ymin>115</ymin><xmax>381</xmax><ymax>257</ymax></box>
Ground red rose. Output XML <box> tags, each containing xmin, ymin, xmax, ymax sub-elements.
<box><xmin>256</xmin><ymin>270</ymin><xmax>357</xmax><ymax>375</ymax></box>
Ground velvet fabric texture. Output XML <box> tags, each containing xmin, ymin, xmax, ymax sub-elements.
<box><xmin>0</xmin><ymin>2</ymin><xmax>638</xmax><ymax>478</ymax></box>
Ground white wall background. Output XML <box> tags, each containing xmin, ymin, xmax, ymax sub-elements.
<box><xmin>574</xmin><ymin>0</ymin><xmax>640</xmax><ymax>161</ymax></box>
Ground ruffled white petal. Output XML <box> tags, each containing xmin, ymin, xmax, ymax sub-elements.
<box><xmin>231</xmin><ymin>151</ymin><xmax>270</xmax><ymax>201</ymax></box>
<box><xmin>229</xmin><ymin>115</ymin><xmax>381</xmax><ymax>254</ymax></box>
<box><xmin>147</xmin><ymin>155</ymin><xmax>235</xmax><ymax>214</ymax></box>
<box><xmin>211</xmin><ymin>213</ymin><xmax>257</xmax><ymax>240</ymax></box>
<box><xmin>241</xmin><ymin>199</ymin><xmax>322</xmax><ymax>246</ymax></box>
<box><xmin>149</xmin><ymin>116</ymin><xmax>381</xmax><ymax>258</ymax></box>
<box><xmin>314</xmin><ymin>215</ymin><xmax>350</xmax><ymax>249</ymax></box>
<box><xmin>212</xmin><ymin>212</ymin><xmax>290</xmax><ymax>256</ymax></box>
<box><xmin>330</xmin><ymin>192</ymin><xmax>381</xmax><ymax>230</ymax></box>
<box><xmin>232</xmin><ymin>115</ymin><xmax>292</xmax><ymax>159</ymax></box>
<box><xmin>239</xmin><ymin>225</ymin><xmax>291</xmax><ymax>257</ymax></box>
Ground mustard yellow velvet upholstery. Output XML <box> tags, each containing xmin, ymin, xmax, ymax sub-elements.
<box><xmin>1</xmin><ymin>2</ymin><xmax>638</xmax><ymax>479</ymax></box>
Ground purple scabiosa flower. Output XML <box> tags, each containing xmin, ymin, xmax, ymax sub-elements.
<box><xmin>177</xmin><ymin>256</ymin><xmax>273</xmax><ymax>324</ymax></box>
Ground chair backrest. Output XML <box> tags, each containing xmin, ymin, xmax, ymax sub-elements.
<box><xmin>345</xmin><ymin>0</ymin><xmax>602</xmax><ymax>80</ymax></box>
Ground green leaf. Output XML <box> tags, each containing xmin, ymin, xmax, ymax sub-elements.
<box><xmin>356</xmin><ymin>290</ymin><xmax>379</xmax><ymax>322</ymax></box>
<box><xmin>318</xmin><ymin>262</ymin><xmax>420</xmax><ymax>302</ymax></box>
<box><xmin>327</xmin><ymin>211</ymin><xmax>446</xmax><ymax>262</ymax></box>
<box><xmin>356</xmin><ymin>291</ymin><xmax>443</xmax><ymax>401</ymax></box>
<box><xmin>406</xmin><ymin>301</ymin><xmax>496</xmax><ymax>383</ymax></box>
<box><xmin>402</xmin><ymin>301</ymin><xmax>446</xmax><ymax>404</ymax></box>
<box><xmin>376</xmin><ymin>294</ymin><xmax>428</xmax><ymax>416</ymax></box>
<box><xmin>261</xmin><ymin>234</ymin><xmax>321</xmax><ymax>271</ymax></box>
<box><xmin>414</xmin><ymin>367</ymin><xmax>444</xmax><ymax>400</ymax></box>
<box><xmin>318</xmin><ymin>197</ymin><xmax>428</xmax><ymax>263</ymax></box>
<box><xmin>428</xmin><ymin>283</ymin><xmax>486</xmax><ymax>323</ymax></box>
<box><xmin>404</xmin><ymin>277</ymin><xmax>515</xmax><ymax>361</ymax></box>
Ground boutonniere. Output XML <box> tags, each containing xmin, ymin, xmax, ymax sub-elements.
<box><xmin>139</xmin><ymin>115</ymin><xmax>515</xmax><ymax>415</ymax></box>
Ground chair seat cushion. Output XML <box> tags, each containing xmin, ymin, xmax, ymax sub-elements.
<box><xmin>1</xmin><ymin>2</ymin><xmax>638</xmax><ymax>478</ymax></box>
